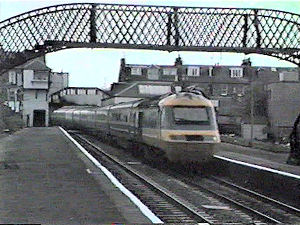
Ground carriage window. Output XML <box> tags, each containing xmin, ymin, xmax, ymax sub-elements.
<box><xmin>142</xmin><ymin>108</ymin><xmax>159</xmax><ymax>128</ymax></box>
<box><xmin>120</xmin><ymin>113</ymin><xmax>128</xmax><ymax>122</ymax></box>
<box><xmin>111</xmin><ymin>112</ymin><xmax>121</xmax><ymax>121</ymax></box>
<box><xmin>111</xmin><ymin>111</ymin><xmax>128</xmax><ymax>122</ymax></box>
<box><xmin>97</xmin><ymin>112</ymin><xmax>107</xmax><ymax>121</ymax></box>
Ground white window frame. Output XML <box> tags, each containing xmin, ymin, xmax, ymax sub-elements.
<box><xmin>163</xmin><ymin>68</ymin><xmax>177</xmax><ymax>76</ymax></box>
<box><xmin>230</xmin><ymin>68</ymin><xmax>243</xmax><ymax>78</ymax></box>
<box><xmin>271</xmin><ymin>67</ymin><xmax>277</xmax><ymax>72</ymax></box>
<box><xmin>209</xmin><ymin>66</ymin><xmax>213</xmax><ymax>77</ymax></box>
<box><xmin>131</xmin><ymin>67</ymin><xmax>142</xmax><ymax>75</ymax></box>
<box><xmin>9</xmin><ymin>90</ymin><xmax>15</xmax><ymax>101</ymax></box>
<box><xmin>220</xmin><ymin>85</ymin><xmax>228</xmax><ymax>96</ymax></box>
<box><xmin>187</xmin><ymin>66</ymin><xmax>200</xmax><ymax>76</ymax></box>
<box><xmin>33</xmin><ymin>71</ymin><xmax>48</xmax><ymax>81</ymax></box>
<box><xmin>232</xmin><ymin>87</ymin><xmax>237</xmax><ymax>94</ymax></box>
<box><xmin>9</xmin><ymin>71</ymin><xmax>16</xmax><ymax>84</ymax></box>
<box><xmin>147</xmin><ymin>68</ymin><xmax>159</xmax><ymax>80</ymax></box>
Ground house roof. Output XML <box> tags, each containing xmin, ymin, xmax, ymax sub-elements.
<box><xmin>16</xmin><ymin>57</ymin><xmax>51</xmax><ymax>71</ymax></box>
<box><xmin>108</xmin><ymin>81</ymin><xmax>175</xmax><ymax>99</ymax></box>
<box><xmin>125</xmin><ymin>63</ymin><xmax>298</xmax><ymax>70</ymax></box>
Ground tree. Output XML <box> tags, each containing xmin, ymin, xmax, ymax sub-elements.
<box><xmin>243</xmin><ymin>82</ymin><xmax>268</xmax><ymax>118</ymax></box>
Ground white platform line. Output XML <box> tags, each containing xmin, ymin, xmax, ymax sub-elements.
<box><xmin>214</xmin><ymin>155</ymin><xmax>300</xmax><ymax>180</ymax></box>
<box><xmin>59</xmin><ymin>127</ymin><xmax>163</xmax><ymax>224</ymax></box>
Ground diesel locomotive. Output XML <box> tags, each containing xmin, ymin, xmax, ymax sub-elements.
<box><xmin>51</xmin><ymin>91</ymin><xmax>220</xmax><ymax>164</ymax></box>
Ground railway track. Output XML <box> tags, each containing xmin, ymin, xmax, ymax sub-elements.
<box><xmin>210</xmin><ymin>176</ymin><xmax>300</xmax><ymax>217</ymax></box>
<box><xmin>70</xmin><ymin>131</ymin><xmax>300</xmax><ymax>224</ymax></box>
<box><xmin>180</xmin><ymin>175</ymin><xmax>300</xmax><ymax>224</ymax></box>
<box><xmin>70</xmin><ymin>131</ymin><xmax>212</xmax><ymax>224</ymax></box>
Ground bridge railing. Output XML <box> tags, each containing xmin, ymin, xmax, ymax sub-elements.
<box><xmin>0</xmin><ymin>3</ymin><xmax>299</xmax><ymax>72</ymax></box>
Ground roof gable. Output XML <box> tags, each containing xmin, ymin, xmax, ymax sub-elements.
<box><xmin>18</xmin><ymin>58</ymin><xmax>51</xmax><ymax>71</ymax></box>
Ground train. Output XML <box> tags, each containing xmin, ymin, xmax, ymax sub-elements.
<box><xmin>51</xmin><ymin>91</ymin><xmax>220</xmax><ymax>164</ymax></box>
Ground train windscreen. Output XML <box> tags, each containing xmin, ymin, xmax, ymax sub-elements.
<box><xmin>161</xmin><ymin>106</ymin><xmax>217</xmax><ymax>130</ymax></box>
<box><xmin>173</xmin><ymin>107</ymin><xmax>210</xmax><ymax>125</ymax></box>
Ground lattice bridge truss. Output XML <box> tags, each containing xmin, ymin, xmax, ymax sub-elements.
<box><xmin>0</xmin><ymin>3</ymin><xmax>300</xmax><ymax>73</ymax></box>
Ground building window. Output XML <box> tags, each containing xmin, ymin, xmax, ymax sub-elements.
<box><xmin>237</xmin><ymin>86</ymin><xmax>245</xmax><ymax>97</ymax></box>
<box><xmin>267</xmin><ymin>90</ymin><xmax>272</xmax><ymax>100</ymax></box>
<box><xmin>9</xmin><ymin>71</ymin><xmax>16</xmax><ymax>84</ymax></box>
<box><xmin>35</xmin><ymin>90</ymin><xmax>38</xmax><ymax>99</ymax></box>
<box><xmin>77</xmin><ymin>89</ymin><xmax>86</xmax><ymax>95</ymax></box>
<box><xmin>16</xmin><ymin>72</ymin><xmax>22</xmax><ymax>86</ymax></box>
<box><xmin>233</xmin><ymin>87</ymin><xmax>237</xmax><ymax>94</ymax></box>
<box><xmin>220</xmin><ymin>85</ymin><xmax>228</xmax><ymax>96</ymax></box>
<box><xmin>131</xmin><ymin>67</ymin><xmax>142</xmax><ymax>75</ymax></box>
<box><xmin>33</xmin><ymin>71</ymin><xmax>48</xmax><ymax>81</ymax></box>
<box><xmin>230</xmin><ymin>68</ymin><xmax>243</xmax><ymax>78</ymax></box>
<box><xmin>147</xmin><ymin>68</ymin><xmax>159</xmax><ymax>80</ymax></box>
<box><xmin>271</xmin><ymin>67</ymin><xmax>277</xmax><ymax>72</ymax></box>
<box><xmin>9</xmin><ymin>90</ymin><xmax>15</xmax><ymax>101</ymax></box>
<box><xmin>187</xmin><ymin>67</ymin><xmax>200</xmax><ymax>76</ymax></box>
<box><xmin>163</xmin><ymin>68</ymin><xmax>177</xmax><ymax>76</ymax></box>
<box><xmin>209</xmin><ymin>66</ymin><xmax>213</xmax><ymax>77</ymax></box>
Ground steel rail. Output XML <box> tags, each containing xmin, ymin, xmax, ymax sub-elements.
<box><xmin>71</xmin><ymin>132</ymin><xmax>213</xmax><ymax>224</ymax></box>
<box><xmin>211</xmin><ymin>176</ymin><xmax>300</xmax><ymax>216</ymax></box>
<box><xmin>182</xmin><ymin>177</ymin><xmax>283</xmax><ymax>224</ymax></box>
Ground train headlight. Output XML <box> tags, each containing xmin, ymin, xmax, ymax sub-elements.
<box><xmin>169</xmin><ymin>135</ymin><xmax>186</xmax><ymax>141</ymax></box>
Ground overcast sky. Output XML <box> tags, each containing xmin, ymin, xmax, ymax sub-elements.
<box><xmin>0</xmin><ymin>0</ymin><xmax>299</xmax><ymax>89</ymax></box>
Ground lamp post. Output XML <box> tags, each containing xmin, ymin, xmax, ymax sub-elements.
<box><xmin>250</xmin><ymin>70</ymin><xmax>254</xmax><ymax>146</ymax></box>
<box><xmin>242</xmin><ymin>58</ymin><xmax>254</xmax><ymax>145</ymax></box>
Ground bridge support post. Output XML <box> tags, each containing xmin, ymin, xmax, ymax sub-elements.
<box><xmin>242</xmin><ymin>15</ymin><xmax>248</xmax><ymax>48</ymax></box>
<box><xmin>167</xmin><ymin>13</ymin><xmax>172</xmax><ymax>45</ymax></box>
<box><xmin>253</xmin><ymin>10</ymin><xmax>261</xmax><ymax>48</ymax></box>
<box><xmin>90</xmin><ymin>4</ymin><xmax>97</xmax><ymax>43</ymax></box>
<box><xmin>173</xmin><ymin>7</ymin><xmax>179</xmax><ymax>46</ymax></box>
<box><xmin>166</xmin><ymin>7</ymin><xmax>180</xmax><ymax>47</ymax></box>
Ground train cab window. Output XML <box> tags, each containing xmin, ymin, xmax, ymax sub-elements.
<box><xmin>161</xmin><ymin>106</ymin><xmax>216</xmax><ymax>130</ymax></box>
<box><xmin>173</xmin><ymin>107</ymin><xmax>209</xmax><ymax>125</ymax></box>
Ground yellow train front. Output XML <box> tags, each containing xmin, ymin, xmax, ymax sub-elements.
<box><xmin>137</xmin><ymin>92</ymin><xmax>220</xmax><ymax>164</ymax></box>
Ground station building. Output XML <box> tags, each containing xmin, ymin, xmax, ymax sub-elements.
<box><xmin>1</xmin><ymin>56</ymin><xmax>69</xmax><ymax>127</ymax></box>
<box><xmin>50</xmin><ymin>86</ymin><xmax>110</xmax><ymax>107</ymax></box>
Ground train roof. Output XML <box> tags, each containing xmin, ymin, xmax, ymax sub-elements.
<box><xmin>53</xmin><ymin>89</ymin><xmax>212</xmax><ymax>112</ymax></box>
<box><xmin>136</xmin><ymin>90</ymin><xmax>212</xmax><ymax>108</ymax></box>
<box><xmin>158</xmin><ymin>92</ymin><xmax>213</xmax><ymax>107</ymax></box>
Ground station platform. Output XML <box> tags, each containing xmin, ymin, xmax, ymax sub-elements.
<box><xmin>0</xmin><ymin>127</ymin><xmax>152</xmax><ymax>224</ymax></box>
<box><xmin>215</xmin><ymin>142</ymin><xmax>300</xmax><ymax>178</ymax></box>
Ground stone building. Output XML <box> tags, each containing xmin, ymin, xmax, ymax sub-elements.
<box><xmin>116</xmin><ymin>57</ymin><xmax>300</xmax><ymax>140</ymax></box>
<box><xmin>49</xmin><ymin>72</ymin><xmax>69</xmax><ymax>96</ymax></box>
<box><xmin>50</xmin><ymin>87</ymin><xmax>110</xmax><ymax>107</ymax></box>
<box><xmin>266</xmin><ymin>72</ymin><xmax>300</xmax><ymax>139</ymax></box>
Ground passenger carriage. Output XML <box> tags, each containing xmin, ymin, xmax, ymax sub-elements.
<box><xmin>51</xmin><ymin>91</ymin><xmax>220</xmax><ymax>164</ymax></box>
